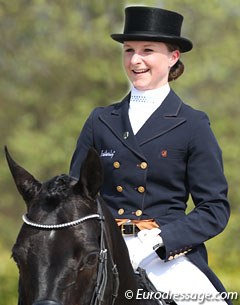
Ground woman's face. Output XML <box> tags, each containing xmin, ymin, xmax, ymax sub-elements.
<box><xmin>123</xmin><ymin>41</ymin><xmax>180</xmax><ymax>90</ymax></box>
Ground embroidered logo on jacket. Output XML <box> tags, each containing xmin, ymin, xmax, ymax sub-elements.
<box><xmin>100</xmin><ymin>149</ymin><xmax>116</xmax><ymax>159</ymax></box>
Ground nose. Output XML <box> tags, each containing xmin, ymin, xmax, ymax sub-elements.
<box><xmin>33</xmin><ymin>300</ymin><xmax>62</xmax><ymax>305</ymax></box>
<box><xmin>131</xmin><ymin>53</ymin><xmax>142</xmax><ymax>64</ymax></box>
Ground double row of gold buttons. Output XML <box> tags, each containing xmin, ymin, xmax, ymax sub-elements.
<box><xmin>113</xmin><ymin>161</ymin><xmax>147</xmax><ymax>218</ymax></box>
<box><xmin>116</xmin><ymin>185</ymin><xmax>145</xmax><ymax>193</ymax></box>
<box><xmin>114</xmin><ymin>161</ymin><xmax>147</xmax><ymax>194</ymax></box>
<box><xmin>118</xmin><ymin>208</ymin><xmax>143</xmax><ymax>217</ymax></box>
<box><xmin>113</xmin><ymin>161</ymin><xmax>147</xmax><ymax>170</ymax></box>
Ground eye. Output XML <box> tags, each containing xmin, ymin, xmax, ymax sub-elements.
<box><xmin>79</xmin><ymin>251</ymin><xmax>99</xmax><ymax>271</ymax></box>
<box><xmin>85</xmin><ymin>252</ymin><xmax>99</xmax><ymax>266</ymax></box>
<box><xmin>12</xmin><ymin>246</ymin><xmax>25</xmax><ymax>267</ymax></box>
<box><xmin>124</xmin><ymin>48</ymin><xmax>134</xmax><ymax>53</ymax></box>
<box><xmin>12</xmin><ymin>253</ymin><xmax>19</xmax><ymax>266</ymax></box>
<box><xmin>144</xmin><ymin>48</ymin><xmax>154</xmax><ymax>53</ymax></box>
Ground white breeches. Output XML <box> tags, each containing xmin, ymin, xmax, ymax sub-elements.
<box><xmin>124</xmin><ymin>236</ymin><xmax>227</xmax><ymax>305</ymax></box>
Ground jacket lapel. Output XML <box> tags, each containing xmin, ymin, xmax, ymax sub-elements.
<box><xmin>99</xmin><ymin>94</ymin><xmax>146</xmax><ymax>159</ymax></box>
<box><xmin>135</xmin><ymin>90</ymin><xmax>186</xmax><ymax>145</ymax></box>
<box><xmin>99</xmin><ymin>90</ymin><xmax>186</xmax><ymax>157</ymax></box>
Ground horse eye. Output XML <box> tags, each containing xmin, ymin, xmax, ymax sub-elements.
<box><xmin>12</xmin><ymin>248</ymin><xmax>23</xmax><ymax>267</ymax></box>
<box><xmin>12</xmin><ymin>254</ymin><xmax>19</xmax><ymax>265</ymax></box>
<box><xmin>85</xmin><ymin>252</ymin><xmax>99</xmax><ymax>266</ymax></box>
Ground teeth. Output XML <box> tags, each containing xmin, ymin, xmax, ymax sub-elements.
<box><xmin>133</xmin><ymin>69</ymin><xmax>148</xmax><ymax>73</ymax></box>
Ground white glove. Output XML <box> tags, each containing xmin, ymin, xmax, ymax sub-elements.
<box><xmin>127</xmin><ymin>228</ymin><xmax>164</xmax><ymax>271</ymax></box>
<box><xmin>138</xmin><ymin>228</ymin><xmax>164</xmax><ymax>251</ymax></box>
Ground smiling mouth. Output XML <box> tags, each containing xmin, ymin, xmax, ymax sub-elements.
<box><xmin>132</xmin><ymin>69</ymin><xmax>150</xmax><ymax>74</ymax></box>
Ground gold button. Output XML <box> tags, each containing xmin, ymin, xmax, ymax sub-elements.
<box><xmin>140</xmin><ymin>162</ymin><xmax>148</xmax><ymax>169</ymax></box>
<box><xmin>113</xmin><ymin>161</ymin><xmax>120</xmax><ymax>169</ymax></box>
<box><xmin>116</xmin><ymin>185</ymin><xmax>123</xmax><ymax>192</ymax></box>
<box><xmin>135</xmin><ymin>209</ymin><xmax>142</xmax><ymax>217</ymax></box>
<box><xmin>137</xmin><ymin>186</ymin><xmax>145</xmax><ymax>193</ymax></box>
<box><xmin>168</xmin><ymin>255</ymin><xmax>174</xmax><ymax>261</ymax></box>
<box><xmin>118</xmin><ymin>208</ymin><xmax>124</xmax><ymax>215</ymax></box>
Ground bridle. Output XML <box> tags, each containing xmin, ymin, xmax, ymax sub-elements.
<box><xmin>22</xmin><ymin>197</ymin><xmax>119</xmax><ymax>305</ymax></box>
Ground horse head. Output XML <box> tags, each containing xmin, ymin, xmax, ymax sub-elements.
<box><xmin>5</xmin><ymin>147</ymin><xmax>125</xmax><ymax>305</ymax></box>
<box><xmin>6</xmin><ymin>146</ymin><xmax>162</xmax><ymax>305</ymax></box>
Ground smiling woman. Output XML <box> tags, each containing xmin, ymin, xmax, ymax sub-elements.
<box><xmin>123</xmin><ymin>41</ymin><xmax>180</xmax><ymax>90</ymax></box>
<box><xmin>70</xmin><ymin>5</ymin><xmax>232</xmax><ymax>305</ymax></box>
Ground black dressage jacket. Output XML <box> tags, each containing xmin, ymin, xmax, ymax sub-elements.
<box><xmin>70</xmin><ymin>90</ymin><xmax>231</xmax><ymax>304</ymax></box>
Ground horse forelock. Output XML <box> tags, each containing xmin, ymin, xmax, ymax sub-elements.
<box><xmin>26</xmin><ymin>173</ymin><xmax>96</xmax><ymax>224</ymax></box>
<box><xmin>44</xmin><ymin>174</ymin><xmax>75</xmax><ymax>200</ymax></box>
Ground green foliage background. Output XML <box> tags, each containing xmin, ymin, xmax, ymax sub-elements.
<box><xmin>0</xmin><ymin>0</ymin><xmax>239</xmax><ymax>304</ymax></box>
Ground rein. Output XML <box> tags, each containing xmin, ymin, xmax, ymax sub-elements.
<box><xmin>22</xmin><ymin>197</ymin><xmax>119</xmax><ymax>305</ymax></box>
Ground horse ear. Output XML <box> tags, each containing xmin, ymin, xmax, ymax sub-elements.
<box><xmin>4</xmin><ymin>146</ymin><xmax>42</xmax><ymax>204</ymax></box>
<box><xmin>74</xmin><ymin>148</ymin><xmax>103</xmax><ymax>199</ymax></box>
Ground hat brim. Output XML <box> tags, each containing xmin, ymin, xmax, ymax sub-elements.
<box><xmin>111</xmin><ymin>33</ymin><xmax>193</xmax><ymax>53</ymax></box>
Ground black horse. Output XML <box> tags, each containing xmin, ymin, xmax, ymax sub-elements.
<box><xmin>5</xmin><ymin>147</ymin><xmax>174</xmax><ymax>305</ymax></box>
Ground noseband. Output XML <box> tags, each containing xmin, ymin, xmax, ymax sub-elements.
<box><xmin>22</xmin><ymin>197</ymin><xmax>119</xmax><ymax>305</ymax></box>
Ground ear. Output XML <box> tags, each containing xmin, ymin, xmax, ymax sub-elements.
<box><xmin>74</xmin><ymin>148</ymin><xmax>103</xmax><ymax>199</ymax></box>
<box><xmin>169</xmin><ymin>49</ymin><xmax>180</xmax><ymax>67</ymax></box>
<box><xmin>4</xmin><ymin>146</ymin><xmax>42</xmax><ymax>204</ymax></box>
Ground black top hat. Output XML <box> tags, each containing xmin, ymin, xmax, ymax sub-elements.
<box><xmin>111</xmin><ymin>6</ymin><xmax>193</xmax><ymax>53</ymax></box>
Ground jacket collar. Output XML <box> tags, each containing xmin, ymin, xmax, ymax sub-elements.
<box><xmin>110</xmin><ymin>89</ymin><xmax>183</xmax><ymax>116</ymax></box>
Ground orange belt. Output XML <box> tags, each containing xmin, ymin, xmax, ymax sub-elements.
<box><xmin>115</xmin><ymin>218</ymin><xmax>159</xmax><ymax>231</ymax></box>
